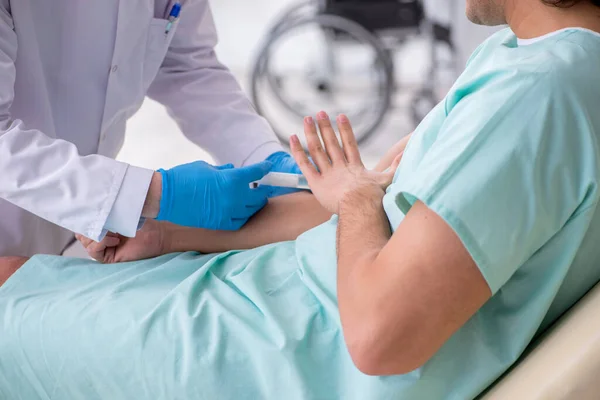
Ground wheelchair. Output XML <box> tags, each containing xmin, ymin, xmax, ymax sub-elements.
<box><xmin>250</xmin><ymin>0</ymin><xmax>458</xmax><ymax>146</ymax></box>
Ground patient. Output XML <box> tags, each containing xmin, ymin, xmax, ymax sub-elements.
<box><xmin>3</xmin><ymin>0</ymin><xmax>600</xmax><ymax>399</ymax></box>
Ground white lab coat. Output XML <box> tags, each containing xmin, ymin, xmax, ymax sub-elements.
<box><xmin>0</xmin><ymin>0</ymin><xmax>283</xmax><ymax>257</ymax></box>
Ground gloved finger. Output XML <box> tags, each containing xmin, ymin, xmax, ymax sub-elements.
<box><xmin>216</xmin><ymin>163</ymin><xmax>235</xmax><ymax>170</ymax></box>
<box><xmin>232</xmin><ymin>200</ymin><xmax>266</xmax><ymax>221</ymax></box>
<box><xmin>246</xmin><ymin>186</ymin><xmax>271</xmax><ymax>207</ymax></box>
<box><xmin>235</xmin><ymin>160</ymin><xmax>273</xmax><ymax>183</ymax></box>
<box><xmin>232</xmin><ymin>204</ymin><xmax>267</xmax><ymax>222</ymax></box>
<box><xmin>233</xmin><ymin>205</ymin><xmax>262</xmax><ymax>220</ymax></box>
<box><xmin>267</xmin><ymin>152</ymin><xmax>301</xmax><ymax>174</ymax></box>
<box><xmin>228</xmin><ymin>218</ymin><xmax>248</xmax><ymax>231</ymax></box>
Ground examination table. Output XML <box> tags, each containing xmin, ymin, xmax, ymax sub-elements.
<box><xmin>481</xmin><ymin>280</ymin><xmax>600</xmax><ymax>400</ymax></box>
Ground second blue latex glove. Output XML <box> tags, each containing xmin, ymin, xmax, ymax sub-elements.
<box><xmin>156</xmin><ymin>160</ymin><xmax>272</xmax><ymax>231</ymax></box>
<box><xmin>265</xmin><ymin>151</ymin><xmax>303</xmax><ymax>197</ymax></box>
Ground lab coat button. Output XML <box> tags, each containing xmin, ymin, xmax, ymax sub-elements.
<box><xmin>111</xmin><ymin>65</ymin><xmax>118</xmax><ymax>73</ymax></box>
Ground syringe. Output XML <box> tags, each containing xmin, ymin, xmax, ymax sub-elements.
<box><xmin>250</xmin><ymin>172</ymin><xmax>310</xmax><ymax>190</ymax></box>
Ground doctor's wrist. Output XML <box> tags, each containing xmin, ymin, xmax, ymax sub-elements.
<box><xmin>142</xmin><ymin>172</ymin><xmax>163</xmax><ymax>219</ymax></box>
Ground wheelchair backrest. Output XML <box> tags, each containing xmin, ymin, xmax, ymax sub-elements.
<box><xmin>323</xmin><ymin>0</ymin><xmax>425</xmax><ymax>32</ymax></box>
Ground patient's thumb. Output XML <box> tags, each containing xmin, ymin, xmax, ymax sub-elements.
<box><xmin>380</xmin><ymin>152</ymin><xmax>403</xmax><ymax>187</ymax></box>
<box><xmin>390</xmin><ymin>152</ymin><xmax>403</xmax><ymax>171</ymax></box>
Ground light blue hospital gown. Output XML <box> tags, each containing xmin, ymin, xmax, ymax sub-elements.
<box><xmin>2</xmin><ymin>28</ymin><xmax>600</xmax><ymax>400</ymax></box>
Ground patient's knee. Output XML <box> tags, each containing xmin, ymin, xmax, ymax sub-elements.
<box><xmin>0</xmin><ymin>257</ymin><xmax>29</xmax><ymax>286</ymax></box>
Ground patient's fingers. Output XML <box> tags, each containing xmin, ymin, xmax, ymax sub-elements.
<box><xmin>316</xmin><ymin>111</ymin><xmax>345</xmax><ymax>164</ymax></box>
<box><xmin>290</xmin><ymin>134</ymin><xmax>319</xmax><ymax>181</ymax></box>
<box><xmin>77</xmin><ymin>234</ymin><xmax>121</xmax><ymax>263</ymax></box>
<box><xmin>104</xmin><ymin>247</ymin><xmax>117</xmax><ymax>264</ymax></box>
<box><xmin>336</xmin><ymin>114</ymin><xmax>362</xmax><ymax>165</ymax></box>
<box><xmin>389</xmin><ymin>152</ymin><xmax>403</xmax><ymax>174</ymax></box>
<box><xmin>303</xmin><ymin>116</ymin><xmax>330</xmax><ymax>172</ymax></box>
<box><xmin>379</xmin><ymin>152</ymin><xmax>403</xmax><ymax>187</ymax></box>
<box><xmin>87</xmin><ymin>237</ymin><xmax>120</xmax><ymax>253</ymax></box>
<box><xmin>76</xmin><ymin>232</ymin><xmax>118</xmax><ymax>248</ymax></box>
<box><xmin>75</xmin><ymin>234</ymin><xmax>92</xmax><ymax>248</ymax></box>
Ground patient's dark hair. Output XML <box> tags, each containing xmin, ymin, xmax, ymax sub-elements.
<box><xmin>542</xmin><ymin>0</ymin><xmax>600</xmax><ymax>6</ymax></box>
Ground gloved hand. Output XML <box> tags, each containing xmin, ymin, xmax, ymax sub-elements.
<box><xmin>265</xmin><ymin>151</ymin><xmax>303</xmax><ymax>197</ymax></box>
<box><xmin>156</xmin><ymin>160</ymin><xmax>272</xmax><ymax>231</ymax></box>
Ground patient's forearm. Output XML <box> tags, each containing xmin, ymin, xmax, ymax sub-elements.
<box><xmin>374</xmin><ymin>133</ymin><xmax>412</xmax><ymax>172</ymax></box>
<box><xmin>164</xmin><ymin>192</ymin><xmax>332</xmax><ymax>254</ymax></box>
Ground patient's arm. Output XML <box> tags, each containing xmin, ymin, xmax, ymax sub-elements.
<box><xmin>291</xmin><ymin>113</ymin><xmax>491</xmax><ymax>377</ymax></box>
<box><xmin>164</xmin><ymin>191</ymin><xmax>332</xmax><ymax>254</ymax></box>
<box><xmin>165</xmin><ymin>133</ymin><xmax>413</xmax><ymax>255</ymax></box>
<box><xmin>78</xmin><ymin>191</ymin><xmax>332</xmax><ymax>263</ymax></box>
<box><xmin>373</xmin><ymin>133</ymin><xmax>412</xmax><ymax>172</ymax></box>
<box><xmin>79</xmin><ymin>132</ymin><xmax>409</xmax><ymax>263</ymax></box>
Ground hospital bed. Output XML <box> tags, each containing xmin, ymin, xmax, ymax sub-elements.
<box><xmin>480</xmin><ymin>280</ymin><xmax>600</xmax><ymax>399</ymax></box>
<box><xmin>62</xmin><ymin>245</ymin><xmax>600</xmax><ymax>399</ymax></box>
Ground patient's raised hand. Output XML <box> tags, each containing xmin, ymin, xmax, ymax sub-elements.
<box><xmin>76</xmin><ymin>219</ymin><xmax>167</xmax><ymax>263</ymax></box>
<box><xmin>290</xmin><ymin>112</ymin><xmax>401</xmax><ymax>214</ymax></box>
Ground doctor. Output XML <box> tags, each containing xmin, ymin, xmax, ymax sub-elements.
<box><xmin>0</xmin><ymin>0</ymin><xmax>300</xmax><ymax>257</ymax></box>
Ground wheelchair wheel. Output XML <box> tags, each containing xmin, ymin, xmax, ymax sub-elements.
<box><xmin>251</xmin><ymin>13</ymin><xmax>394</xmax><ymax>146</ymax></box>
<box><xmin>410</xmin><ymin>88</ymin><xmax>437</xmax><ymax>128</ymax></box>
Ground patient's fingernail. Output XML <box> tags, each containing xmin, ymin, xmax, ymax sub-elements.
<box><xmin>317</xmin><ymin>111</ymin><xmax>328</xmax><ymax>120</ymax></box>
<box><xmin>304</xmin><ymin>116</ymin><xmax>314</xmax><ymax>125</ymax></box>
<box><xmin>290</xmin><ymin>134</ymin><xmax>299</xmax><ymax>145</ymax></box>
<box><xmin>338</xmin><ymin>114</ymin><xmax>348</xmax><ymax>123</ymax></box>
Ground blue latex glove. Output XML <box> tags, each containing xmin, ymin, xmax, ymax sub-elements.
<box><xmin>156</xmin><ymin>160</ymin><xmax>272</xmax><ymax>231</ymax></box>
<box><xmin>265</xmin><ymin>151</ymin><xmax>303</xmax><ymax>197</ymax></box>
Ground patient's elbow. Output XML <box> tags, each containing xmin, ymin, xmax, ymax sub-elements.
<box><xmin>348</xmin><ymin>345</ymin><xmax>426</xmax><ymax>377</ymax></box>
<box><xmin>345</xmin><ymin>323</ymin><xmax>430</xmax><ymax>376</ymax></box>
<box><xmin>347</xmin><ymin>345</ymin><xmax>392</xmax><ymax>376</ymax></box>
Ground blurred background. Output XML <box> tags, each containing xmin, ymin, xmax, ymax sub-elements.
<box><xmin>118</xmin><ymin>0</ymin><xmax>501</xmax><ymax>170</ymax></box>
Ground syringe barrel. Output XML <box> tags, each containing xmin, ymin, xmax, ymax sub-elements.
<box><xmin>251</xmin><ymin>172</ymin><xmax>310</xmax><ymax>190</ymax></box>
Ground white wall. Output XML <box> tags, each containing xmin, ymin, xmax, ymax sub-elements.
<box><xmin>211</xmin><ymin>0</ymin><xmax>297</xmax><ymax>70</ymax></box>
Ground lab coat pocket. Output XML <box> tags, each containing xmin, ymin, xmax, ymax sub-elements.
<box><xmin>143</xmin><ymin>18</ymin><xmax>178</xmax><ymax>89</ymax></box>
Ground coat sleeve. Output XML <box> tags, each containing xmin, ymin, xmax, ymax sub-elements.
<box><xmin>146</xmin><ymin>0</ymin><xmax>284</xmax><ymax>167</ymax></box>
<box><xmin>0</xmin><ymin>2</ymin><xmax>151</xmax><ymax>241</ymax></box>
